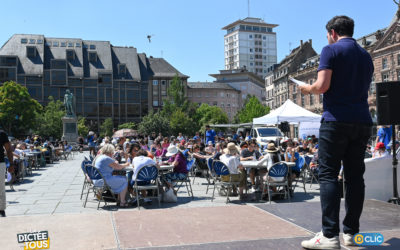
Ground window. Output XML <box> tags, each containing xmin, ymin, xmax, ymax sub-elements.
<box><xmin>0</xmin><ymin>68</ymin><xmax>16</xmax><ymax>83</ymax></box>
<box><xmin>398</xmin><ymin>70</ymin><xmax>400</xmax><ymax>81</ymax></box>
<box><xmin>249</xmin><ymin>34</ymin><xmax>253</xmax><ymax>39</ymax></box>
<box><xmin>249</xmin><ymin>48</ymin><xmax>253</xmax><ymax>53</ymax></box>
<box><xmin>53</xmin><ymin>41</ymin><xmax>59</xmax><ymax>47</ymax></box>
<box><xmin>301</xmin><ymin>94</ymin><xmax>305</xmax><ymax>107</ymax></box>
<box><xmin>84</xmin><ymin>88</ymin><xmax>97</xmax><ymax>102</ymax></box>
<box><xmin>29</xmin><ymin>39</ymin><xmax>36</xmax><ymax>44</ymax></box>
<box><xmin>89</xmin><ymin>44</ymin><xmax>96</xmax><ymax>50</ymax></box>
<box><xmin>152</xmin><ymin>80</ymin><xmax>158</xmax><ymax>85</ymax></box>
<box><xmin>68</xmin><ymin>42</ymin><xmax>74</xmax><ymax>47</ymax></box>
<box><xmin>51</xmin><ymin>59</ymin><xmax>67</xmax><ymax>69</ymax></box>
<box><xmin>98</xmin><ymin>73</ymin><xmax>112</xmax><ymax>84</ymax></box>
<box><xmin>88</xmin><ymin>51</ymin><xmax>97</xmax><ymax>63</ymax></box>
<box><xmin>310</xmin><ymin>94</ymin><xmax>314</xmax><ymax>106</ymax></box>
<box><xmin>21</xmin><ymin>38</ymin><xmax>28</xmax><ymax>44</ymax></box>
<box><xmin>161</xmin><ymin>80</ymin><xmax>167</xmax><ymax>95</ymax></box>
<box><xmin>66</xmin><ymin>50</ymin><xmax>75</xmax><ymax>61</ymax></box>
<box><xmin>75</xmin><ymin>43</ymin><xmax>81</xmax><ymax>47</ymax></box>
<box><xmin>61</xmin><ymin>42</ymin><xmax>67</xmax><ymax>47</ymax></box>
<box><xmin>51</xmin><ymin>71</ymin><xmax>66</xmax><ymax>85</ymax></box>
<box><xmin>382</xmin><ymin>58</ymin><xmax>388</xmax><ymax>69</ymax></box>
<box><xmin>220</xmin><ymin>92</ymin><xmax>224</xmax><ymax>98</ymax></box>
<box><xmin>0</xmin><ymin>56</ymin><xmax>17</xmax><ymax>67</ymax></box>
<box><xmin>26</xmin><ymin>46</ymin><xmax>37</xmax><ymax>58</ymax></box>
<box><xmin>382</xmin><ymin>73</ymin><xmax>389</xmax><ymax>82</ymax></box>
<box><xmin>118</xmin><ymin>63</ymin><xmax>126</xmax><ymax>75</ymax></box>
<box><xmin>153</xmin><ymin>101</ymin><xmax>159</xmax><ymax>106</ymax></box>
<box><xmin>37</xmin><ymin>39</ymin><xmax>43</xmax><ymax>44</ymax></box>
<box><xmin>397</xmin><ymin>54</ymin><xmax>400</xmax><ymax>66</ymax></box>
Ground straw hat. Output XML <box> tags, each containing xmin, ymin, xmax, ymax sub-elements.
<box><xmin>266</xmin><ymin>143</ymin><xmax>278</xmax><ymax>153</ymax></box>
<box><xmin>223</xmin><ymin>142</ymin><xmax>239</xmax><ymax>155</ymax></box>
<box><xmin>166</xmin><ymin>145</ymin><xmax>179</xmax><ymax>157</ymax></box>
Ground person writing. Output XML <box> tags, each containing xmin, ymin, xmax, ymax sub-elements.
<box><xmin>299</xmin><ymin>16</ymin><xmax>373</xmax><ymax>249</ymax></box>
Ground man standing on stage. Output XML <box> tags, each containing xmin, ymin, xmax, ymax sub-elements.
<box><xmin>299</xmin><ymin>16</ymin><xmax>373</xmax><ymax>249</ymax></box>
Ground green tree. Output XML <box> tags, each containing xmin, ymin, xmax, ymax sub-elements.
<box><xmin>77</xmin><ymin>117</ymin><xmax>89</xmax><ymax>137</ymax></box>
<box><xmin>161</xmin><ymin>74</ymin><xmax>195</xmax><ymax>117</ymax></box>
<box><xmin>170</xmin><ymin>108</ymin><xmax>194</xmax><ymax>136</ymax></box>
<box><xmin>0</xmin><ymin>81</ymin><xmax>42</xmax><ymax>136</ymax></box>
<box><xmin>35</xmin><ymin>96</ymin><xmax>65</xmax><ymax>139</ymax></box>
<box><xmin>194</xmin><ymin>103</ymin><xmax>229</xmax><ymax>131</ymax></box>
<box><xmin>118</xmin><ymin>122</ymin><xmax>136</xmax><ymax>130</ymax></box>
<box><xmin>100</xmin><ymin>118</ymin><xmax>114</xmax><ymax>137</ymax></box>
<box><xmin>236</xmin><ymin>96</ymin><xmax>270</xmax><ymax>123</ymax></box>
<box><xmin>138</xmin><ymin>111</ymin><xmax>170</xmax><ymax>136</ymax></box>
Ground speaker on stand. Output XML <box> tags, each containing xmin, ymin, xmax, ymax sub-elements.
<box><xmin>376</xmin><ymin>81</ymin><xmax>400</xmax><ymax>204</ymax></box>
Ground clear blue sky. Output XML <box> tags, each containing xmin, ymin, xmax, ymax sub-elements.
<box><xmin>0</xmin><ymin>0</ymin><xmax>397</xmax><ymax>81</ymax></box>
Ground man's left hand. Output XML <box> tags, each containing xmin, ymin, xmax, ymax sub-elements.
<box><xmin>299</xmin><ymin>84</ymin><xmax>310</xmax><ymax>95</ymax></box>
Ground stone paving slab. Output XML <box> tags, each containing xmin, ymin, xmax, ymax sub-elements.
<box><xmin>113</xmin><ymin>205</ymin><xmax>311</xmax><ymax>249</ymax></box>
<box><xmin>0</xmin><ymin>213</ymin><xmax>117</xmax><ymax>250</ymax></box>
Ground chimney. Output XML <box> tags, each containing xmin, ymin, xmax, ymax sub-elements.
<box><xmin>308</xmin><ymin>39</ymin><xmax>312</xmax><ymax>46</ymax></box>
<box><xmin>300</xmin><ymin>40</ymin><xmax>303</xmax><ymax>47</ymax></box>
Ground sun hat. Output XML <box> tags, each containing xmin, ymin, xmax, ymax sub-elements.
<box><xmin>223</xmin><ymin>142</ymin><xmax>239</xmax><ymax>155</ymax></box>
<box><xmin>166</xmin><ymin>145</ymin><xmax>179</xmax><ymax>157</ymax></box>
<box><xmin>266</xmin><ymin>143</ymin><xmax>278</xmax><ymax>153</ymax></box>
<box><xmin>208</xmin><ymin>141</ymin><xmax>213</xmax><ymax>145</ymax></box>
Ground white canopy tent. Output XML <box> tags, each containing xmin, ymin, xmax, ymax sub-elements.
<box><xmin>253</xmin><ymin>99</ymin><xmax>321</xmax><ymax>124</ymax></box>
<box><xmin>253</xmin><ymin>99</ymin><xmax>322</xmax><ymax>138</ymax></box>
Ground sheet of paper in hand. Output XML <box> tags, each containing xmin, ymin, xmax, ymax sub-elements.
<box><xmin>289</xmin><ymin>77</ymin><xmax>307</xmax><ymax>86</ymax></box>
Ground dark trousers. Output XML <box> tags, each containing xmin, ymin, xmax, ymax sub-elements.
<box><xmin>318</xmin><ymin>121</ymin><xmax>371</xmax><ymax>238</ymax></box>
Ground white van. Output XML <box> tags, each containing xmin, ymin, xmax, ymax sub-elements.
<box><xmin>250</xmin><ymin>126</ymin><xmax>284</xmax><ymax>147</ymax></box>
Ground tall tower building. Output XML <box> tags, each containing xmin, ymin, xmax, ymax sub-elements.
<box><xmin>222</xmin><ymin>17</ymin><xmax>278</xmax><ymax>79</ymax></box>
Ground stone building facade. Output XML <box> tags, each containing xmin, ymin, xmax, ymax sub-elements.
<box><xmin>271</xmin><ymin>40</ymin><xmax>316</xmax><ymax>109</ymax></box>
<box><xmin>187</xmin><ymin>82</ymin><xmax>240</xmax><ymax>121</ymax></box>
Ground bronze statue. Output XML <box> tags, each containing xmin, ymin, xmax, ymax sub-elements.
<box><xmin>64</xmin><ymin>89</ymin><xmax>75</xmax><ymax>116</ymax></box>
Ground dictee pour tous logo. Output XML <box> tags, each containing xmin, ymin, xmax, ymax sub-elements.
<box><xmin>17</xmin><ymin>231</ymin><xmax>50</xmax><ymax>250</ymax></box>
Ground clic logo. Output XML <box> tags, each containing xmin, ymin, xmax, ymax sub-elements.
<box><xmin>353</xmin><ymin>233</ymin><xmax>384</xmax><ymax>246</ymax></box>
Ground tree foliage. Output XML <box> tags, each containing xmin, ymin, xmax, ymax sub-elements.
<box><xmin>170</xmin><ymin>108</ymin><xmax>195</xmax><ymax>136</ymax></box>
<box><xmin>34</xmin><ymin>96</ymin><xmax>65</xmax><ymax>139</ymax></box>
<box><xmin>138</xmin><ymin>111</ymin><xmax>171</xmax><ymax>136</ymax></box>
<box><xmin>194</xmin><ymin>103</ymin><xmax>229</xmax><ymax>131</ymax></box>
<box><xmin>236</xmin><ymin>95</ymin><xmax>270</xmax><ymax>123</ymax></box>
<box><xmin>77</xmin><ymin>117</ymin><xmax>89</xmax><ymax>137</ymax></box>
<box><xmin>100</xmin><ymin>118</ymin><xmax>114</xmax><ymax>137</ymax></box>
<box><xmin>118</xmin><ymin>122</ymin><xmax>136</xmax><ymax>130</ymax></box>
<box><xmin>0</xmin><ymin>81</ymin><xmax>42</xmax><ymax>136</ymax></box>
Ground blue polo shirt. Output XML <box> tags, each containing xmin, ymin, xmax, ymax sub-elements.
<box><xmin>205</xmin><ymin>129</ymin><xmax>216</xmax><ymax>144</ymax></box>
<box><xmin>318</xmin><ymin>38</ymin><xmax>373</xmax><ymax>124</ymax></box>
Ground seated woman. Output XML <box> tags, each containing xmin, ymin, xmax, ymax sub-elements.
<box><xmin>220</xmin><ymin>142</ymin><xmax>246</xmax><ymax>199</ymax></box>
<box><xmin>162</xmin><ymin>145</ymin><xmax>188</xmax><ymax>192</ymax></box>
<box><xmin>93</xmin><ymin>144</ymin><xmax>130</xmax><ymax>207</ymax></box>
<box><xmin>191</xmin><ymin>144</ymin><xmax>211</xmax><ymax>170</ymax></box>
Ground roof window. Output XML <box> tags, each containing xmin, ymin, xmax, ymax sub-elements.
<box><xmin>89</xmin><ymin>44</ymin><xmax>96</xmax><ymax>50</ymax></box>
<box><xmin>26</xmin><ymin>46</ymin><xmax>37</xmax><ymax>58</ymax></box>
<box><xmin>88</xmin><ymin>51</ymin><xmax>97</xmax><ymax>63</ymax></box>
<box><xmin>21</xmin><ymin>38</ymin><xmax>28</xmax><ymax>44</ymax></box>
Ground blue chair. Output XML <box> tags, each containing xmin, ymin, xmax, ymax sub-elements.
<box><xmin>304</xmin><ymin>155</ymin><xmax>319</xmax><ymax>188</ymax></box>
<box><xmin>175</xmin><ymin>158</ymin><xmax>194</xmax><ymax>198</ymax></box>
<box><xmin>80</xmin><ymin>160</ymin><xmax>92</xmax><ymax>200</ymax></box>
<box><xmin>210</xmin><ymin>160</ymin><xmax>240</xmax><ymax>204</ymax></box>
<box><xmin>83</xmin><ymin>164</ymin><xmax>118</xmax><ymax>209</ymax></box>
<box><xmin>262</xmin><ymin>162</ymin><xmax>290</xmax><ymax>204</ymax></box>
<box><xmin>132</xmin><ymin>165</ymin><xmax>160</xmax><ymax>209</ymax></box>
<box><xmin>293</xmin><ymin>156</ymin><xmax>307</xmax><ymax>193</ymax></box>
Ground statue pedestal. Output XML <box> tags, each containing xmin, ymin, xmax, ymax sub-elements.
<box><xmin>62</xmin><ymin>116</ymin><xmax>78</xmax><ymax>143</ymax></box>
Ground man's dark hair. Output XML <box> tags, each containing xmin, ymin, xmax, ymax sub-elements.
<box><xmin>128</xmin><ymin>143</ymin><xmax>140</xmax><ymax>153</ymax></box>
<box><xmin>136</xmin><ymin>149</ymin><xmax>148</xmax><ymax>157</ymax></box>
<box><xmin>326</xmin><ymin>15</ymin><xmax>354</xmax><ymax>37</ymax></box>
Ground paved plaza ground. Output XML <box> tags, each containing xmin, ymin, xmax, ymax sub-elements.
<box><xmin>1</xmin><ymin>152</ymin><xmax>399</xmax><ymax>249</ymax></box>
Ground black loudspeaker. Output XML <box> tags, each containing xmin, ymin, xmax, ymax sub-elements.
<box><xmin>376</xmin><ymin>81</ymin><xmax>400</xmax><ymax>125</ymax></box>
<box><xmin>279</xmin><ymin>121</ymin><xmax>290</xmax><ymax>133</ymax></box>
